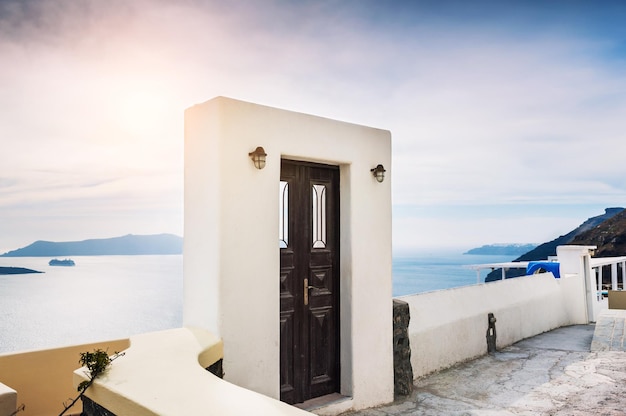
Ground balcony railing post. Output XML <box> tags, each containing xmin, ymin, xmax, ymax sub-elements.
<box><xmin>622</xmin><ymin>261</ymin><xmax>626</xmax><ymax>290</ymax></box>
<box><xmin>612</xmin><ymin>263</ymin><xmax>619</xmax><ymax>290</ymax></box>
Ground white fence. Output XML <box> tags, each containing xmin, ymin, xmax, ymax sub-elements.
<box><xmin>591</xmin><ymin>256</ymin><xmax>626</xmax><ymax>296</ymax></box>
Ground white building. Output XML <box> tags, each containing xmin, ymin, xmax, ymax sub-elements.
<box><xmin>184</xmin><ymin>96</ymin><xmax>394</xmax><ymax>411</ymax></box>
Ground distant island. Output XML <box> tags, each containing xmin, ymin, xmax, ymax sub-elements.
<box><xmin>464</xmin><ymin>244</ymin><xmax>537</xmax><ymax>256</ymax></box>
<box><xmin>1</xmin><ymin>234</ymin><xmax>183</xmax><ymax>257</ymax></box>
<box><xmin>0</xmin><ymin>266</ymin><xmax>43</xmax><ymax>275</ymax></box>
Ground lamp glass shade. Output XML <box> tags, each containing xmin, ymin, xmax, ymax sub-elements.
<box><xmin>249</xmin><ymin>147</ymin><xmax>267</xmax><ymax>170</ymax></box>
<box><xmin>255</xmin><ymin>155</ymin><xmax>266</xmax><ymax>170</ymax></box>
<box><xmin>371</xmin><ymin>164</ymin><xmax>386</xmax><ymax>183</ymax></box>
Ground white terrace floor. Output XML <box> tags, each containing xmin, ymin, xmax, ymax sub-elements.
<box><xmin>340</xmin><ymin>310</ymin><xmax>626</xmax><ymax>416</ymax></box>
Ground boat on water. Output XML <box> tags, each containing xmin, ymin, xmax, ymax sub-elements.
<box><xmin>49</xmin><ymin>258</ymin><xmax>75</xmax><ymax>266</ymax></box>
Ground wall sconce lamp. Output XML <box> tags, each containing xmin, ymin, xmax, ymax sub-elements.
<box><xmin>371</xmin><ymin>164</ymin><xmax>386</xmax><ymax>183</ymax></box>
<box><xmin>249</xmin><ymin>146</ymin><xmax>267</xmax><ymax>170</ymax></box>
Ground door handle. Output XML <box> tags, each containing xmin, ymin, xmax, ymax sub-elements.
<box><xmin>304</xmin><ymin>278</ymin><xmax>315</xmax><ymax>305</ymax></box>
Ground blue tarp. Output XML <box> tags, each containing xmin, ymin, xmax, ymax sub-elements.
<box><xmin>526</xmin><ymin>261</ymin><xmax>561</xmax><ymax>279</ymax></box>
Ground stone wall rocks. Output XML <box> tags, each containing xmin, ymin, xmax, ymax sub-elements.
<box><xmin>393</xmin><ymin>299</ymin><xmax>413</xmax><ymax>396</ymax></box>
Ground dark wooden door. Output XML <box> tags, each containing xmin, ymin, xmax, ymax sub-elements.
<box><xmin>280</xmin><ymin>160</ymin><xmax>340</xmax><ymax>405</ymax></box>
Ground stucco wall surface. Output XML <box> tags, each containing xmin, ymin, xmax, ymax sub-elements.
<box><xmin>399</xmin><ymin>273</ymin><xmax>575</xmax><ymax>379</ymax></box>
<box><xmin>557</xmin><ymin>245</ymin><xmax>600</xmax><ymax>322</ymax></box>
<box><xmin>184</xmin><ymin>97</ymin><xmax>394</xmax><ymax>410</ymax></box>
<box><xmin>74</xmin><ymin>328</ymin><xmax>314</xmax><ymax>416</ymax></box>
<box><xmin>0</xmin><ymin>382</ymin><xmax>16</xmax><ymax>416</ymax></box>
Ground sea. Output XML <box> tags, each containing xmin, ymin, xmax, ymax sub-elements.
<box><xmin>0</xmin><ymin>255</ymin><xmax>183</xmax><ymax>354</ymax></box>
<box><xmin>0</xmin><ymin>251</ymin><xmax>514</xmax><ymax>354</ymax></box>
<box><xmin>392</xmin><ymin>251</ymin><xmax>514</xmax><ymax>297</ymax></box>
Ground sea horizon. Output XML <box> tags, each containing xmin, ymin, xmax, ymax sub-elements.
<box><xmin>0</xmin><ymin>250</ymin><xmax>516</xmax><ymax>353</ymax></box>
<box><xmin>0</xmin><ymin>255</ymin><xmax>183</xmax><ymax>354</ymax></box>
<box><xmin>392</xmin><ymin>249</ymin><xmax>516</xmax><ymax>296</ymax></box>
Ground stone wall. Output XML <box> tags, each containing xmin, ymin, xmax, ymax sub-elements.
<box><xmin>393</xmin><ymin>299</ymin><xmax>413</xmax><ymax>396</ymax></box>
<box><xmin>81</xmin><ymin>396</ymin><xmax>117</xmax><ymax>416</ymax></box>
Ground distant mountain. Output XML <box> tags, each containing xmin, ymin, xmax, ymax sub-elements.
<box><xmin>464</xmin><ymin>244</ymin><xmax>537</xmax><ymax>256</ymax></box>
<box><xmin>0</xmin><ymin>234</ymin><xmax>183</xmax><ymax>257</ymax></box>
<box><xmin>485</xmin><ymin>207</ymin><xmax>624</xmax><ymax>282</ymax></box>
<box><xmin>570</xmin><ymin>209</ymin><xmax>626</xmax><ymax>257</ymax></box>
<box><xmin>514</xmin><ymin>207</ymin><xmax>624</xmax><ymax>262</ymax></box>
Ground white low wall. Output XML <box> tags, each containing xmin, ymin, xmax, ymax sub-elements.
<box><xmin>399</xmin><ymin>273</ymin><xmax>580</xmax><ymax>378</ymax></box>
<box><xmin>76</xmin><ymin>328</ymin><xmax>312</xmax><ymax>416</ymax></box>
<box><xmin>0</xmin><ymin>382</ymin><xmax>16</xmax><ymax>416</ymax></box>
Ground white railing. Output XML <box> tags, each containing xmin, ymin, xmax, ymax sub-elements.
<box><xmin>466</xmin><ymin>262</ymin><xmax>529</xmax><ymax>283</ymax></box>
<box><xmin>464</xmin><ymin>249</ymin><xmax>626</xmax><ymax>323</ymax></box>
<box><xmin>590</xmin><ymin>256</ymin><xmax>626</xmax><ymax>295</ymax></box>
<box><xmin>467</xmin><ymin>256</ymin><xmax>626</xmax><ymax>294</ymax></box>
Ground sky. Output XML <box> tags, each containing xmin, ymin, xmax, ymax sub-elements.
<box><xmin>1</xmin><ymin>0</ymin><xmax>626</xmax><ymax>254</ymax></box>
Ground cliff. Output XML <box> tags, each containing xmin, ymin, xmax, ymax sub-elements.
<box><xmin>0</xmin><ymin>234</ymin><xmax>183</xmax><ymax>257</ymax></box>
<box><xmin>485</xmin><ymin>207</ymin><xmax>624</xmax><ymax>281</ymax></box>
<box><xmin>570</xmin><ymin>209</ymin><xmax>626</xmax><ymax>257</ymax></box>
<box><xmin>516</xmin><ymin>207</ymin><xmax>624</xmax><ymax>261</ymax></box>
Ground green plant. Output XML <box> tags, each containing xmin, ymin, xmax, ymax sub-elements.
<box><xmin>58</xmin><ymin>349</ymin><xmax>124</xmax><ymax>416</ymax></box>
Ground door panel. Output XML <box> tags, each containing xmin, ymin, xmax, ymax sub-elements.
<box><xmin>279</xmin><ymin>261</ymin><xmax>296</xmax><ymax>401</ymax></box>
<box><xmin>280</xmin><ymin>160</ymin><xmax>340</xmax><ymax>405</ymax></box>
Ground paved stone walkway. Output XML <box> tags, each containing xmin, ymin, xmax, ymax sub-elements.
<box><xmin>591</xmin><ymin>309</ymin><xmax>626</xmax><ymax>352</ymax></box>
<box><xmin>341</xmin><ymin>311</ymin><xmax>626</xmax><ymax>416</ymax></box>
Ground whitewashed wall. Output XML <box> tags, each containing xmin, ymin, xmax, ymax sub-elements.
<box><xmin>557</xmin><ymin>245</ymin><xmax>598</xmax><ymax>322</ymax></box>
<box><xmin>400</xmin><ymin>245</ymin><xmax>596</xmax><ymax>379</ymax></box>
<box><xmin>400</xmin><ymin>272</ymin><xmax>579</xmax><ymax>378</ymax></box>
<box><xmin>0</xmin><ymin>383</ymin><xmax>16</xmax><ymax>416</ymax></box>
<box><xmin>184</xmin><ymin>97</ymin><xmax>393</xmax><ymax>411</ymax></box>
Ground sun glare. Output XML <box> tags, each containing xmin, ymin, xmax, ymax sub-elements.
<box><xmin>116</xmin><ymin>89</ymin><xmax>172</xmax><ymax>136</ymax></box>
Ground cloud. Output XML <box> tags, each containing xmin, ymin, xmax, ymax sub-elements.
<box><xmin>1</xmin><ymin>0</ymin><xmax>626</xmax><ymax>251</ymax></box>
<box><xmin>386</xmin><ymin>32</ymin><xmax>626</xmax><ymax>209</ymax></box>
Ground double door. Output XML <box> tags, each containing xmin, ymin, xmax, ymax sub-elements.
<box><xmin>279</xmin><ymin>160</ymin><xmax>340</xmax><ymax>405</ymax></box>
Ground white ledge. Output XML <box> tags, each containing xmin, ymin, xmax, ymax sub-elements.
<box><xmin>73</xmin><ymin>327</ymin><xmax>311</xmax><ymax>415</ymax></box>
<box><xmin>0</xmin><ymin>382</ymin><xmax>17</xmax><ymax>416</ymax></box>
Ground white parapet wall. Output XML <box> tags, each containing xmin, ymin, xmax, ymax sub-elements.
<box><xmin>0</xmin><ymin>382</ymin><xmax>16</xmax><ymax>416</ymax></box>
<box><xmin>399</xmin><ymin>272</ymin><xmax>578</xmax><ymax>379</ymax></box>
<box><xmin>75</xmin><ymin>328</ymin><xmax>313</xmax><ymax>416</ymax></box>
